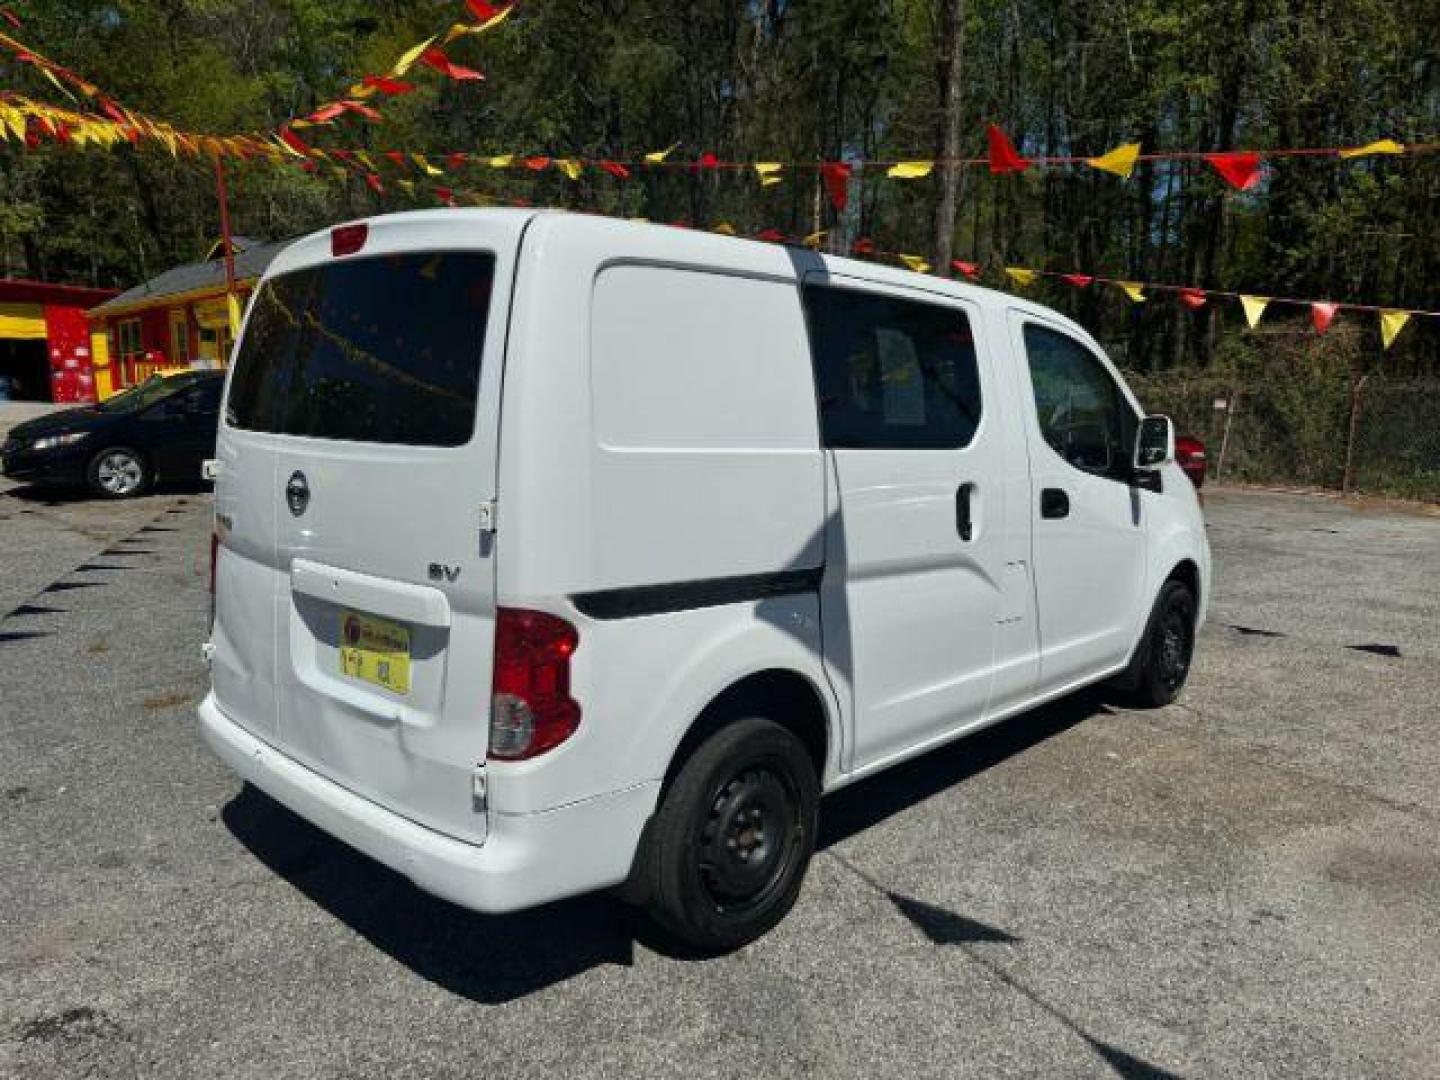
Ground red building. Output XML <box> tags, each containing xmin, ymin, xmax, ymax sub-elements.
<box><xmin>0</xmin><ymin>279</ymin><xmax>119</xmax><ymax>403</ymax></box>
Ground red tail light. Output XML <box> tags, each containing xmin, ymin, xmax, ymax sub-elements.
<box><xmin>1176</xmin><ymin>435</ymin><xmax>1207</xmax><ymax>489</ymax></box>
<box><xmin>331</xmin><ymin>223</ymin><xmax>369</xmax><ymax>257</ymax></box>
<box><xmin>488</xmin><ymin>608</ymin><xmax>581</xmax><ymax>761</ymax></box>
<box><xmin>208</xmin><ymin>530</ymin><xmax>219</xmax><ymax>633</ymax></box>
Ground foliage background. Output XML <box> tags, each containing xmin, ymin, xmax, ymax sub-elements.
<box><xmin>0</xmin><ymin>0</ymin><xmax>1436</xmax><ymax>382</ymax></box>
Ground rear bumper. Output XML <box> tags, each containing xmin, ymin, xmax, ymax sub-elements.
<box><xmin>198</xmin><ymin>692</ymin><xmax>659</xmax><ymax>914</ymax></box>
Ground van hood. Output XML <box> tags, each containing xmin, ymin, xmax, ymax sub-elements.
<box><xmin>7</xmin><ymin>406</ymin><xmax>110</xmax><ymax>442</ymax></box>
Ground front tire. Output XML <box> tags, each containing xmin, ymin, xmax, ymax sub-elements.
<box><xmin>1122</xmin><ymin>580</ymin><xmax>1197</xmax><ymax>707</ymax></box>
<box><xmin>87</xmin><ymin>447</ymin><xmax>150</xmax><ymax>499</ymax></box>
<box><xmin>642</xmin><ymin>717</ymin><xmax>819</xmax><ymax>953</ymax></box>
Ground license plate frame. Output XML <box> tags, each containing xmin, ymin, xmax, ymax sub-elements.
<box><xmin>338</xmin><ymin>610</ymin><xmax>412</xmax><ymax>695</ymax></box>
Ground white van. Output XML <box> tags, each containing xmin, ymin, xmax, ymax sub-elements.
<box><xmin>199</xmin><ymin>209</ymin><xmax>1209</xmax><ymax>950</ymax></box>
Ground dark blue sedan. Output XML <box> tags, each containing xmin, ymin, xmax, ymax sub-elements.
<box><xmin>2</xmin><ymin>371</ymin><xmax>223</xmax><ymax>498</ymax></box>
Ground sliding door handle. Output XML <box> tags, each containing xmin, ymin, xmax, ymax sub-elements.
<box><xmin>955</xmin><ymin>482</ymin><xmax>974</xmax><ymax>542</ymax></box>
<box><xmin>1041</xmin><ymin>487</ymin><xmax>1070</xmax><ymax>519</ymax></box>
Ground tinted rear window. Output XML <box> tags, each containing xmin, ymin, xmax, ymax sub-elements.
<box><xmin>227</xmin><ymin>251</ymin><xmax>495</xmax><ymax>446</ymax></box>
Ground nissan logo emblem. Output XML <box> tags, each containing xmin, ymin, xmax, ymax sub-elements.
<box><xmin>285</xmin><ymin>471</ymin><xmax>310</xmax><ymax>516</ymax></box>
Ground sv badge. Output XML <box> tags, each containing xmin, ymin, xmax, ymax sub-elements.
<box><xmin>428</xmin><ymin>563</ymin><xmax>461</xmax><ymax>583</ymax></box>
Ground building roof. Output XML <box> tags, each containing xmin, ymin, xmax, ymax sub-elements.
<box><xmin>0</xmin><ymin>278</ymin><xmax>119</xmax><ymax>307</ymax></box>
<box><xmin>89</xmin><ymin>238</ymin><xmax>291</xmax><ymax>318</ymax></box>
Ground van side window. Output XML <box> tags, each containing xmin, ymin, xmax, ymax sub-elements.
<box><xmin>802</xmin><ymin>285</ymin><xmax>982</xmax><ymax>450</ymax></box>
<box><xmin>1021</xmin><ymin>324</ymin><xmax>1137</xmax><ymax>477</ymax></box>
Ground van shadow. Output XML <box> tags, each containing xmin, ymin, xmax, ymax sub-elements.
<box><xmin>220</xmin><ymin>687</ymin><xmax>1110</xmax><ymax>1005</ymax></box>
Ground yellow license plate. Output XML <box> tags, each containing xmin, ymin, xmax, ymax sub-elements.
<box><xmin>338</xmin><ymin>611</ymin><xmax>411</xmax><ymax>695</ymax></box>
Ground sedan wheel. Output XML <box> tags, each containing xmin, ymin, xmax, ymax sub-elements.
<box><xmin>90</xmin><ymin>449</ymin><xmax>148</xmax><ymax>499</ymax></box>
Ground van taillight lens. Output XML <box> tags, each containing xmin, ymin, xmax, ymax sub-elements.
<box><xmin>331</xmin><ymin>223</ymin><xmax>368</xmax><ymax>257</ymax></box>
<box><xmin>208</xmin><ymin>531</ymin><xmax>219</xmax><ymax>632</ymax></box>
<box><xmin>488</xmin><ymin>608</ymin><xmax>581</xmax><ymax>761</ymax></box>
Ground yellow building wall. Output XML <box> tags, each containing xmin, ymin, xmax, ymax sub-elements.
<box><xmin>0</xmin><ymin>301</ymin><xmax>46</xmax><ymax>340</ymax></box>
<box><xmin>89</xmin><ymin>329</ymin><xmax>116</xmax><ymax>399</ymax></box>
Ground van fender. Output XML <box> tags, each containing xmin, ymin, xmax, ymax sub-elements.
<box><xmin>626</xmin><ymin>595</ymin><xmax>843</xmax><ymax>791</ymax></box>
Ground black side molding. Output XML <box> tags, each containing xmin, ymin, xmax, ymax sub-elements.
<box><xmin>573</xmin><ymin>567</ymin><xmax>824</xmax><ymax>620</ymax></box>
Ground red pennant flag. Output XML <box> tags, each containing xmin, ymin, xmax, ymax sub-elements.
<box><xmin>1205</xmin><ymin>151</ymin><xmax>1262</xmax><ymax>191</ymax></box>
<box><xmin>330</xmin><ymin>149</ymin><xmax>355</xmax><ymax>163</ymax></box>
<box><xmin>852</xmin><ymin>238</ymin><xmax>876</xmax><ymax>255</ymax></box>
<box><xmin>598</xmin><ymin>160</ymin><xmax>630</xmax><ymax>179</ymax></box>
<box><xmin>362</xmin><ymin>76</ymin><xmax>416</xmax><ymax>96</ymax></box>
<box><xmin>420</xmin><ymin>48</ymin><xmax>484</xmax><ymax>81</ymax></box>
<box><xmin>99</xmin><ymin>100</ymin><xmax>128</xmax><ymax>124</ymax></box>
<box><xmin>339</xmin><ymin>100</ymin><xmax>382</xmax><ymax>121</ymax></box>
<box><xmin>1178</xmin><ymin>288</ymin><xmax>1208</xmax><ymax>310</ymax></box>
<box><xmin>523</xmin><ymin>155</ymin><xmax>551</xmax><ymax>171</ymax></box>
<box><xmin>986</xmin><ymin>124</ymin><xmax>1030</xmax><ymax>174</ymax></box>
<box><xmin>951</xmin><ymin>260</ymin><xmax>980</xmax><ymax>280</ymax></box>
<box><xmin>436</xmin><ymin>187</ymin><xmax>457</xmax><ymax>206</ymax></box>
<box><xmin>446</xmin><ymin>152</ymin><xmax>469</xmax><ymax>169</ymax></box>
<box><xmin>364</xmin><ymin>173</ymin><xmax>384</xmax><ymax>194</ymax></box>
<box><xmin>298</xmin><ymin>160</ymin><xmax>318</xmax><ymax>173</ymax></box>
<box><xmin>465</xmin><ymin>0</ymin><xmax>503</xmax><ymax>19</ymax></box>
<box><xmin>756</xmin><ymin>228</ymin><xmax>786</xmax><ymax>243</ymax></box>
<box><xmin>0</xmin><ymin>7</ymin><xmax>23</xmax><ymax>28</ymax></box>
<box><xmin>1311</xmin><ymin>302</ymin><xmax>1338</xmax><ymax>333</ymax></box>
<box><xmin>278</xmin><ymin>127</ymin><xmax>311</xmax><ymax>156</ymax></box>
<box><xmin>1061</xmin><ymin>273</ymin><xmax>1094</xmax><ymax>288</ymax></box>
<box><xmin>385</xmin><ymin>150</ymin><xmax>407</xmax><ymax>167</ymax></box>
<box><xmin>820</xmin><ymin>162</ymin><xmax>852</xmax><ymax>212</ymax></box>
<box><xmin>698</xmin><ymin>151</ymin><xmax>720</xmax><ymax>170</ymax></box>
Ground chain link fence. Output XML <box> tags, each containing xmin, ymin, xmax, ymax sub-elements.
<box><xmin>1123</xmin><ymin>347</ymin><xmax>1440</xmax><ymax>503</ymax></box>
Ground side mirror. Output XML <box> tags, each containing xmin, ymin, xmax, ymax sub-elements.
<box><xmin>1134</xmin><ymin>414</ymin><xmax>1175</xmax><ymax>471</ymax></box>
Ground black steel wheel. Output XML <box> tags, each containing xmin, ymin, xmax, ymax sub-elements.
<box><xmin>1128</xmin><ymin>580</ymin><xmax>1197</xmax><ymax>707</ymax></box>
<box><xmin>641</xmin><ymin>717</ymin><xmax>818</xmax><ymax>952</ymax></box>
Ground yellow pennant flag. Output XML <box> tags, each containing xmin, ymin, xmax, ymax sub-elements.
<box><xmin>712</xmin><ymin>222</ymin><xmax>737</xmax><ymax>236</ymax></box>
<box><xmin>0</xmin><ymin>106</ymin><xmax>22</xmax><ymax>141</ymax></box>
<box><xmin>1338</xmin><ymin>139</ymin><xmax>1404</xmax><ymax>159</ymax></box>
<box><xmin>1005</xmin><ymin>267</ymin><xmax>1037</xmax><ymax>287</ymax></box>
<box><xmin>898</xmin><ymin>254</ymin><xmax>931</xmax><ymax>273</ymax></box>
<box><xmin>802</xmin><ymin>230</ymin><xmax>827</xmax><ymax>249</ymax></box>
<box><xmin>348</xmin><ymin>82</ymin><xmax>377</xmax><ymax>100</ymax></box>
<box><xmin>887</xmin><ymin>161</ymin><xmax>934</xmax><ymax>179</ymax></box>
<box><xmin>1379</xmin><ymin>309</ymin><xmax>1411</xmax><ymax>349</ymax></box>
<box><xmin>1116</xmin><ymin>280</ymin><xmax>1147</xmax><ymax>303</ymax></box>
<box><xmin>487</xmin><ymin>154</ymin><xmax>514</xmax><ymax>168</ymax></box>
<box><xmin>355</xmin><ymin>151</ymin><xmax>377</xmax><ymax>170</ymax></box>
<box><xmin>412</xmin><ymin>154</ymin><xmax>443</xmax><ymax>176</ymax></box>
<box><xmin>645</xmin><ymin>142</ymin><xmax>680</xmax><ymax>164</ymax></box>
<box><xmin>444</xmin><ymin>6</ymin><xmax>514</xmax><ymax>42</ymax></box>
<box><xmin>397</xmin><ymin>179</ymin><xmax>416</xmax><ymax>194</ymax></box>
<box><xmin>555</xmin><ymin>158</ymin><xmax>583</xmax><ymax>180</ymax></box>
<box><xmin>754</xmin><ymin>162</ymin><xmax>783</xmax><ymax>185</ymax></box>
<box><xmin>1086</xmin><ymin>142</ymin><xmax>1142</xmax><ymax>179</ymax></box>
<box><xmin>1240</xmin><ymin>295</ymin><xmax>1270</xmax><ymax>327</ymax></box>
<box><xmin>391</xmin><ymin>36</ymin><xmax>437</xmax><ymax>77</ymax></box>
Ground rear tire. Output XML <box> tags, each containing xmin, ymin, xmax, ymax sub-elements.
<box><xmin>1120</xmin><ymin>580</ymin><xmax>1197</xmax><ymax>707</ymax></box>
<box><xmin>642</xmin><ymin>717</ymin><xmax>818</xmax><ymax>953</ymax></box>
<box><xmin>87</xmin><ymin>446</ymin><xmax>150</xmax><ymax>499</ymax></box>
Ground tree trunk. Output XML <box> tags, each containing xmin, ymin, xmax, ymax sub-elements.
<box><xmin>931</xmin><ymin>0</ymin><xmax>967</xmax><ymax>275</ymax></box>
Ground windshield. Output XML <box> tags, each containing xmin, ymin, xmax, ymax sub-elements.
<box><xmin>225</xmin><ymin>251</ymin><xmax>495</xmax><ymax>447</ymax></box>
<box><xmin>98</xmin><ymin>375</ymin><xmax>187</xmax><ymax>414</ymax></box>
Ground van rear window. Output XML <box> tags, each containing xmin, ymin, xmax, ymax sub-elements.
<box><xmin>226</xmin><ymin>251</ymin><xmax>495</xmax><ymax>446</ymax></box>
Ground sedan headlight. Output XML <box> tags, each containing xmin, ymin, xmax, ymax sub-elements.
<box><xmin>31</xmin><ymin>432</ymin><xmax>89</xmax><ymax>451</ymax></box>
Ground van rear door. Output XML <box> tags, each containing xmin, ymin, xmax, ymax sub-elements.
<box><xmin>221</xmin><ymin>213</ymin><xmax>527</xmax><ymax>843</ymax></box>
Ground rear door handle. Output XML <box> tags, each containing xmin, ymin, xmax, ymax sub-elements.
<box><xmin>955</xmin><ymin>482</ymin><xmax>974</xmax><ymax>542</ymax></box>
<box><xmin>1041</xmin><ymin>488</ymin><xmax>1070</xmax><ymax>519</ymax></box>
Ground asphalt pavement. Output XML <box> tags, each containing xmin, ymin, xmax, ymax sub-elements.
<box><xmin>1</xmin><ymin>465</ymin><xmax>1437</xmax><ymax>1079</ymax></box>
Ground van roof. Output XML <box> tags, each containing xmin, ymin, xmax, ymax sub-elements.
<box><xmin>273</xmin><ymin>208</ymin><xmax>1097</xmax><ymax>350</ymax></box>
